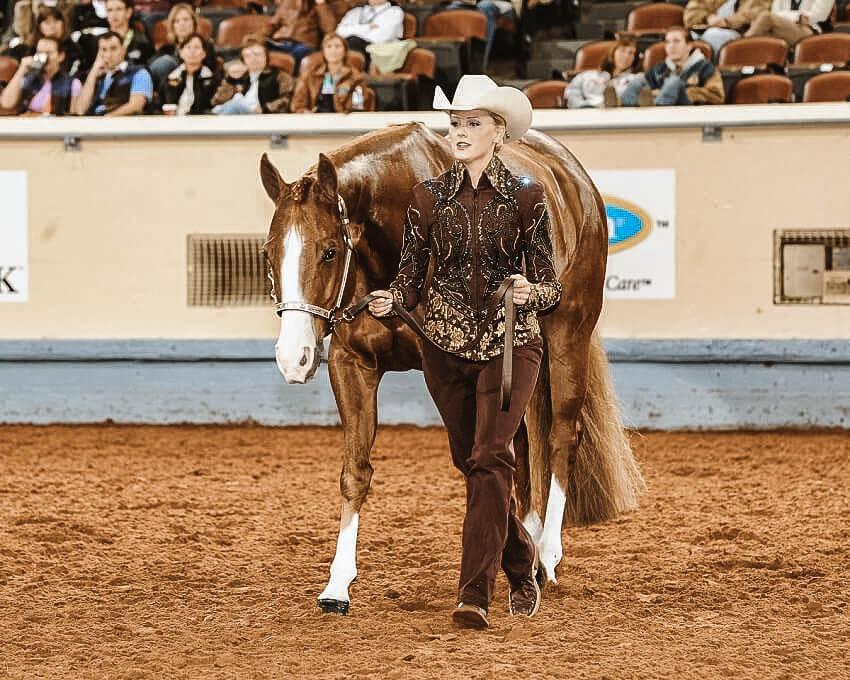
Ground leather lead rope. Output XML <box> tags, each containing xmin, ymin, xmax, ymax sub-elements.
<box><xmin>338</xmin><ymin>278</ymin><xmax>516</xmax><ymax>412</ymax></box>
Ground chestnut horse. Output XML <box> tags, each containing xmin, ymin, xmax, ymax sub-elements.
<box><xmin>260</xmin><ymin>122</ymin><xmax>644</xmax><ymax>615</ymax></box>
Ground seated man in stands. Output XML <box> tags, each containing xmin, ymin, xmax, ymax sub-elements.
<box><xmin>74</xmin><ymin>30</ymin><xmax>153</xmax><ymax>115</ymax></box>
<box><xmin>104</xmin><ymin>0</ymin><xmax>153</xmax><ymax>65</ymax></box>
<box><xmin>266</xmin><ymin>0</ymin><xmax>357</xmax><ymax>71</ymax></box>
<box><xmin>620</xmin><ymin>26</ymin><xmax>724</xmax><ymax>106</ymax></box>
<box><xmin>334</xmin><ymin>0</ymin><xmax>403</xmax><ymax>70</ymax></box>
<box><xmin>745</xmin><ymin>0</ymin><xmax>834</xmax><ymax>44</ymax></box>
<box><xmin>212</xmin><ymin>35</ymin><xmax>295</xmax><ymax>114</ymax></box>
<box><xmin>0</xmin><ymin>35</ymin><xmax>81</xmax><ymax>114</ymax></box>
<box><xmin>684</xmin><ymin>0</ymin><xmax>770</xmax><ymax>55</ymax></box>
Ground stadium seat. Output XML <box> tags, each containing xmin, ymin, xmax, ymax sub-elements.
<box><xmin>731</xmin><ymin>74</ymin><xmax>792</xmax><ymax>103</ymax></box>
<box><xmin>366</xmin><ymin>48</ymin><xmax>434</xmax><ymax>111</ymax></box>
<box><xmin>523</xmin><ymin>80</ymin><xmax>566</xmax><ymax>108</ymax></box>
<box><xmin>573</xmin><ymin>40</ymin><xmax>615</xmax><ymax>72</ymax></box>
<box><xmin>216</xmin><ymin>15</ymin><xmax>274</xmax><ymax>49</ymax></box>
<box><xmin>642</xmin><ymin>39</ymin><xmax>713</xmax><ymax>71</ymax></box>
<box><xmin>802</xmin><ymin>70</ymin><xmax>850</xmax><ymax>101</ymax></box>
<box><xmin>792</xmin><ymin>33</ymin><xmax>850</xmax><ymax>66</ymax></box>
<box><xmin>0</xmin><ymin>56</ymin><xmax>18</xmax><ymax>85</ymax></box>
<box><xmin>267</xmin><ymin>51</ymin><xmax>295</xmax><ymax>74</ymax></box>
<box><xmin>718</xmin><ymin>36</ymin><xmax>789</xmax><ymax>68</ymax></box>
<box><xmin>403</xmin><ymin>12</ymin><xmax>417</xmax><ymax>40</ymax></box>
<box><xmin>626</xmin><ymin>3</ymin><xmax>685</xmax><ymax>34</ymax></box>
<box><xmin>399</xmin><ymin>47</ymin><xmax>436</xmax><ymax>80</ymax></box>
<box><xmin>151</xmin><ymin>16</ymin><xmax>213</xmax><ymax>51</ymax></box>
<box><xmin>424</xmin><ymin>9</ymin><xmax>487</xmax><ymax>41</ymax></box>
<box><xmin>205</xmin><ymin>0</ymin><xmax>262</xmax><ymax>9</ymax></box>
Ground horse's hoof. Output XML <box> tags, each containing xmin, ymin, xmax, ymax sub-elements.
<box><xmin>317</xmin><ymin>598</ymin><xmax>350</xmax><ymax>615</ymax></box>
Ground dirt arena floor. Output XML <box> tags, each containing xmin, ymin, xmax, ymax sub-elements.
<box><xmin>1</xmin><ymin>425</ymin><xmax>848</xmax><ymax>679</ymax></box>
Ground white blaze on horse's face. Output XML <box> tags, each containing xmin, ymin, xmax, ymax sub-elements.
<box><xmin>274</xmin><ymin>228</ymin><xmax>323</xmax><ymax>384</ymax></box>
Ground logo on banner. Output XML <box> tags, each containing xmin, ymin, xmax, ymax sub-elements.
<box><xmin>604</xmin><ymin>195</ymin><xmax>652</xmax><ymax>254</ymax></box>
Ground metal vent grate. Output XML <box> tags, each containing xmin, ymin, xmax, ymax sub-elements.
<box><xmin>774</xmin><ymin>229</ymin><xmax>850</xmax><ymax>305</ymax></box>
<box><xmin>187</xmin><ymin>234</ymin><xmax>271</xmax><ymax>307</ymax></box>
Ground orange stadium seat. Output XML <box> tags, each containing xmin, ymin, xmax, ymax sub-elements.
<box><xmin>573</xmin><ymin>40</ymin><xmax>615</xmax><ymax>72</ymax></box>
<box><xmin>151</xmin><ymin>16</ymin><xmax>213</xmax><ymax>50</ymax></box>
<box><xmin>399</xmin><ymin>47</ymin><xmax>436</xmax><ymax>79</ymax></box>
<box><xmin>267</xmin><ymin>51</ymin><xmax>296</xmax><ymax>74</ymax></box>
<box><xmin>626</xmin><ymin>3</ymin><xmax>685</xmax><ymax>34</ymax></box>
<box><xmin>718</xmin><ymin>36</ymin><xmax>789</xmax><ymax>68</ymax></box>
<box><xmin>642</xmin><ymin>39</ymin><xmax>713</xmax><ymax>71</ymax></box>
<box><xmin>366</xmin><ymin>47</ymin><xmax>435</xmax><ymax>110</ymax></box>
<box><xmin>403</xmin><ymin>12</ymin><xmax>417</xmax><ymax>39</ymax></box>
<box><xmin>216</xmin><ymin>15</ymin><xmax>274</xmax><ymax>48</ymax></box>
<box><xmin>731</xmin><ymin>74</ymin><xmax>793</xmax><ymax>103</ymax></box>
<box><xmin>523</xmin><ymin>80</ymin><xmax>566</xmax><ymax>108</ymax></box>
<box><xmin>0</xmin><ymin>56</ymin><xmax>18</xmax><ymax>85</ymax></box>
<box><xmin>802</xmin><ymin>71</ymin><xmax>850</xmax><ymax>101</ymax></box>
<box><xmin>793</xmin><ymin>33</ymin><xmax>850</xmax><ymax>65</ymax></box>
<box><xmin>424</xmin><ymin>9</ymin><xmax>486</xmax><ymax>41</ymax></box>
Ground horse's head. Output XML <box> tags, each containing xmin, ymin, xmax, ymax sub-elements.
<box><xmin>261</xmin><ymin>152</ymin><xmax>358</xmax><ymax>384</ymax></box>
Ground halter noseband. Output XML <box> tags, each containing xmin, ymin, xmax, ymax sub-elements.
<box><xmin>269</xmin><ymin>194</ymin><xmax>355</xmax><ymax>335</ymax></box>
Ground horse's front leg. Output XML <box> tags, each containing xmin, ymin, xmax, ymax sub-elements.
<box><xmin>316</xmin><ymin>353</ymin><xmax>382</xmax><ymax>615</ymax></box>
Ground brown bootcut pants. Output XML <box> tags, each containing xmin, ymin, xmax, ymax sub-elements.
<box><xmin>422</xmin><ymin>337</ymin><xmax>543</xmax><ymax>610</ymax></box>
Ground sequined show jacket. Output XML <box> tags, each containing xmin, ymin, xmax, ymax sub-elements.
<box><xmin>389</xmin><ymin>156</ymin><xmax>562</xmax><ymax>361</ymax></box>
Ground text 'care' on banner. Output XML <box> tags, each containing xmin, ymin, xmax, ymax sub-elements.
<box><xmin>0</xmin><ymin>171</ymin><xmax>28</xmax><ymax>303</ymax></box>
<box><xmin>589</xmin><ymin>169</ymin><xmax>676</xmax><ymax>300</ymax></box>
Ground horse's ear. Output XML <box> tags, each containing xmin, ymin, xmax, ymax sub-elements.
<box><xmin>316</xmin><ymin>153</ymin><xmax>338</xmax><ymax>199</ymax></box>
<box><xmin>260</xmin><ymin>153</ymin><xmax>287</xmax><ymax>202</ymax></box>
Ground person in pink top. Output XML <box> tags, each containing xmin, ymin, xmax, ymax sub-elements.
<box><xmin>0</xmin><ymin>35</ymin><xmax>81</xmax><ymax>115</ymax></box>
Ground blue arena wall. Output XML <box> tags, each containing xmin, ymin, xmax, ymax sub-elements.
<box><xmin>3</xmin><ymin>340</ymin><xmax>849</xmax><ymax>429</ymax></box>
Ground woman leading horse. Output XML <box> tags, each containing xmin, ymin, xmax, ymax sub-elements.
<box><xmin>368</xmin><ymin>76</ymin><xmax>560</xmax><ymax>628</ymax></box>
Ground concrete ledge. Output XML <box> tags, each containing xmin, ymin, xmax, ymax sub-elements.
<box><xmin>2</xmin><ymin>340</ymin><xmax>849</xmax><ymax>429</ymax></box>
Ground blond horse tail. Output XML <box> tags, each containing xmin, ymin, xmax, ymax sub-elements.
<box><xmin>565</xmin><ymin>332</ymin><xmax>646</xmax><ymax>524</ymax></box>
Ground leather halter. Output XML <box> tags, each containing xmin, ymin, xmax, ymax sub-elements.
<box><xmin>269</xmin><ymin>194</ymin><xmax>354</xmax><ymax>335</ymax></box>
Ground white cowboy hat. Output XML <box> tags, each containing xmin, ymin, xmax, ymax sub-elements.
<box><xmin>433</xmin><ymin>75</ymin><xmax>532</xmax><ymax>143</ymax></box>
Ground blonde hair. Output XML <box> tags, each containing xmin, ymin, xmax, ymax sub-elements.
<box><xmin>166</xmin><ymin>3</ymin><xmax>197</xmax><ymax>45</ymax></box>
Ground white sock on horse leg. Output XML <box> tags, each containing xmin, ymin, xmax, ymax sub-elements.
<box><xmin>522</xmin><ymin>511</ymin><xmax>543</xmax><ymax>545</ymax></box>
<box><xmin>539</xmin><ymin>476</ymin><xmax>567</xmax><ymax>584</ymax></box>
<box><xmin>318</xmin><ymin>511</ymin><xmax>359</xmax><ymax>604</ymax></box>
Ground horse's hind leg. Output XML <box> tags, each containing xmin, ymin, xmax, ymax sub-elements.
<box><xmin>316</xmin><ymin>357</ymin><xmax>381</xmax><ymax>615</ymax></box>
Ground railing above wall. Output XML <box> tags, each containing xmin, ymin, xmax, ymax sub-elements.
<box><xmin>0</xmin><ymin>103</ymin><xmax>849</xmax><ymax>140</ymax></box>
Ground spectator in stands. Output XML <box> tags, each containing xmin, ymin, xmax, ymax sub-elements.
<box><xmin>291</xmin><ymin>32</ymin><xmax>370</xmax><ymax>112</ymax></box>
<box><xmin>745</xmin><ymin>0</ymin><xmax>835</xmax><ymax>43</ymax></box>
<box><xmin>105</xmin><ymin>0</ymin><xmax>153</xmax><ymax>65</ymax></box>
<box><xmin>74</xmin><ymin>30</ymin><xmax>153</xmax><ymax>114</ymax></box>
<box><xmin>133</xmin><ymin>0</ymin><xmax>173</xmax><ymax>33</ymax></box>
<box><xmin>446</xmin><ymin>0</ymin><xmax>517</xmax><ymax>72</ymax></box>
<box><xmin>334</xmin><ymin>0</ymin><xmax>403</xmax><ymax>71</ymax></box>
<box><xmin>3</xmin><ymin>6</ymin><xmax>84</xmax><ymax>78</ymax></box>
<box><xmin>620</xmin><ymin>25</ymin><xmax>724</xmax><ymax>106</ymax></box>
<box><xmin>565</xmin><ymin>32</ymin><xmax>640</xmax><ymax>109</ymax></box>
<box><xmin>0</xmin><ymin>35</ymin><xmax>81</xmax><ymax>114</ymax></box>
<box><xmin>267</xmin><ymin>0</ymin><xmax>357</xmax><ymax>70</ymax></box>
<box><xmin>158</xmin><ymin>32</ymin><xmax>219</xmax><ymax>114</ymax></box>
<box><xmin>212</xmin><ymin>35</ymin><xmax>295</xmax><ymax>115</ymax></box>
<box><xmin>3</xmin><ymin>0</ymin><xmax>74</xmax><ymax>55</ymax></box>
<box><xmin>685</xmin><ymin>0</ymin><xmax>771</xmax><ymax>55</ymax></box>
<box><xmin>148</xmin><ymin>3</ymin><xmax>218</xmax><ymax>88</ymax></box>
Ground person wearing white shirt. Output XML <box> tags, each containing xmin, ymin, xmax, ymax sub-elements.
<box><xmin>745</xmin><ymin>0</ymin><xmax>835</xmax><ymax>43</ymax></box>
<box><xmin>334</xmin><ymin>0</ymin><xmax>403</xmax><ymax>69</ymax></box>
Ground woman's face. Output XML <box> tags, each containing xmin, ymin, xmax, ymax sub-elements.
<box><xmin>39</xmin><ymin>14</ymin><xmax>64</xmax><ymax>39</ymax></box>
<box><xmin>448</xmin><ymin>110</ymin><xmax>503</xmax><ymax>165</ymax></box>
<box><xmin>242</xmin><ymin>44</ymin><xmax>267</xmax><ymax>73</ymax></box>
<box><xmin>612</xmin><ymin>44</ymin><xmax>635</xmax><ymax>73</ymax></box>
<box><xmin>179</xmin><ymin>36</ymin><xmax>205</xmax><ymax>69</ymax></box>
<box><xmin>322</xmin><ymin>37</ymin><xmax>345</xmax><ymax>66</ymax></box>
<box><xmin>172</xmin><ymin>9</ymin><xmax>195</xmax><ymax>43</ymax></box>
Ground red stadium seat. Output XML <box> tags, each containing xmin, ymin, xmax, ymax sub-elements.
<box><xmin>424</xmin><ymin>9</ymin><xmax>487</xmax><ymax>41</ymax></box>
<box><xmin>573</xmin><ymin>40</ymin><xmax>615</xmax><ymax>72</ymax></box>
<box><xmin>802</xmin><ymin>71</ymin><xmax>850</xmax><ymax>102</ymax></box>
<box><xmin>626</xmin><ymin>3</ymin><xmax>685</xmax><ymax>35</ymax></box>
<box><xmin>718</xmin><ymin>36</ymin><xmax>789</xmax><ymax>68</ymax></box>
<box><xmin>267</xmin><ymin>51</ymin><xmax>296</xmax><ymax>75</ymax></box>
<box><xmin>523</xmin><ymin>80</ymin><xmax>566</xmax><ymax>108</ymax></box>
<box><xmin>216</xmin><ymin>15</ymin><xmax>274</xmax><ymax>48</ymax></box>
<box><xmin>0</xmin><ymin>56</ymin><xmax>18</xmax><ymax>85</ymax></box>
<box><xmin>731</xmin><ymin>74</ymin><xmax>792</xmax><ymax>103</ymax></box>
<box><xmin>403</xmin><ymin>12</ymin><xmax>417</xmax><ymax>39</ymax></box>
<box><xmin>792</xmin><ymin>33</ymin><xmax>850</xmax><ymax>65</ymax></box>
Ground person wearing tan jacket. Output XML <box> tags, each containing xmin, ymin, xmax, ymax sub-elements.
<box><xmin>745</xmin><ymin>0</ymin><xmax>835</xmax><ymax>44</ymax></box>
<box><xmin>266</xmin><ymin>0</ymin><xmax>358</xmax><ymax>70</ymax></box>
<box><xmin>290</xmin><ymin>32</ymin><xmax>372</xmax><ymax>112</ymax></box>
<box><xmin>685</xmin><ymin>0</ymin><xmax>771</xmax><ymax>54</ymax></box>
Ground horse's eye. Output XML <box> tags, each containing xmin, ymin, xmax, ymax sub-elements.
<box><xmin>323</xmin><ymin>248</ymin><xmax>337</xmax><ymax>261</ymax></box>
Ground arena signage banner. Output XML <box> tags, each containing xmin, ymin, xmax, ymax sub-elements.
<box><xmin>0</xmin><ymin>171</ymin><xmax>28</xmax><ymax>302</ymax></box>
<box><xmin>589</xmin><ymin>169</ymin><xmax>676</xmax><ymax>299</ymax></box>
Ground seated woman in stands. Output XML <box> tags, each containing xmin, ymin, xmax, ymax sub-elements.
<box><xmin>3</xmin><ymin>6</ymin><xmax>84</xmax><ymax>79</ymax></box>
<box><xmin>157</xmin><ymin>32</ymin><xmax>220</xmax><ymax>114</ymax></box>
<box><xmin>565</xmin><ymin>33</ymin><xmax>640</xmax><ymax>109</ymax></box>
<box><xmin>211</xmin><ymin>35</ymin><xmax>295</xmax><ymax>115</ymax></box>
<box><xmin>290</xmin><ymin>32</ymin><xmax>372</xmax><ymax>113</ymax></box>
<box><xmin>148</xmin><ymin>2</ymin><xmax>216</xmax><ymax>88</ymax></box>
<box><xmin>0</xmin><ymin>35</ymin><xmax>81</xmax><ymax>115</ymax></box>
